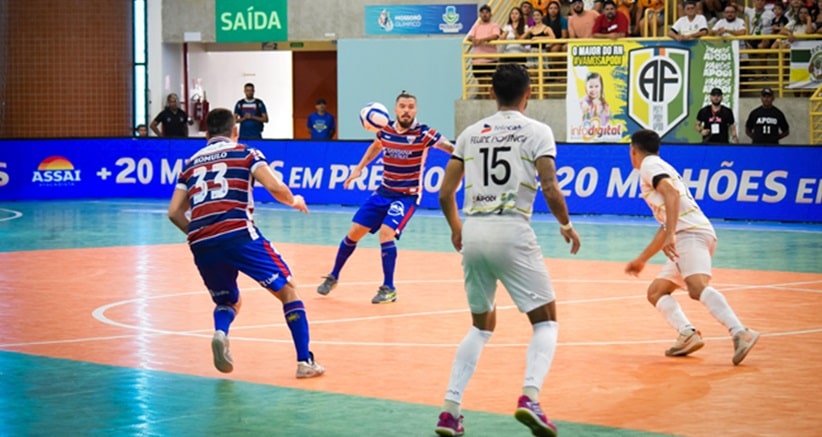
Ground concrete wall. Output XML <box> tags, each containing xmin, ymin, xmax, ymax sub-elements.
<box><xmin>163</xmin><ymin>0</ymin><xmax>479</xmax><ymax>42</ymax></box>
<box><xmin>455</xmin><ymin>98</ymin><xmax>811</xmax><ymax>144</ymax></box>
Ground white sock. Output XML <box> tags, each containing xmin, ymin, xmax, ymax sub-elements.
<box><xmin>655</xmin><ymin>294</ymin><xmax>695</xmax><ymax>334</ymax></box>
<box><xmin>523</xmin><ymin>321</ymin><xmax>559</xmax><ymax>401</ymax></box>
<box><xmin>699</xmin><ymin>287</ymin><xmax>745</xmax><ymax>335</ymax></box>
<box><xmin>443</xmin><ymin>326</ymin><xmax>493</xmax><ymax>412</ymax></box>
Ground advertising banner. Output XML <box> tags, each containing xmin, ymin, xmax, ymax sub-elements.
<box><xmin>566</xmin><ymin>40</ymin><xmax>739</xmax><ymax>143</ymax></box>
<box><xmin>364</xmin><ymin>4</ymin><xmax>477</xmax><ymax>35</ymax></box>
<box><xmin>0</xmin><ymin>139</ymin><xmax>819</xmax><ymax>222</ymax></box>
<box><xmin>788</xmin><ymin>40</ymin><xmax>822</xmax><ymax>89</ymax></box>
<box><xmin>215</xmin><ymin>0</ymin><xmax>287</xmax><ymax>43</ymax></box>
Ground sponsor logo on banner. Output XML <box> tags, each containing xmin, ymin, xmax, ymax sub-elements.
<box><xmin>32</xmin><ymin>156</ymin><xmax>82</xmax><ymax>185</ymax></box>
<box><xmin>628</xmin><ymin>47</ymin><xmax>689</xmax><ymax>137</ymax></box>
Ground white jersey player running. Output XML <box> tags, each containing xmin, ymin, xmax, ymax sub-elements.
<box><xmin>436</xmin><ymin>63</ymin><xmax>581</xmax><ymax>437</ymax></box>
<box><xmin>625</xmin><ymin>129</ymin><xmax>760</xmax><ymax>366</ymax></box>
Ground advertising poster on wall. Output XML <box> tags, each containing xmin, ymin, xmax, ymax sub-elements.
<box><xmin>364</xmin><ymin>4</ymin><xmax>477</xmax><ymax>35</ymax></box>
<box><xmin>566</xmin><ymin>40</ymin><xmax>739</xmax><ymax>143</ymax></box>
<box><xmin>788</xmin><ymin>40</ymin><xmax>822</xmax><ymax>89</ymax></box>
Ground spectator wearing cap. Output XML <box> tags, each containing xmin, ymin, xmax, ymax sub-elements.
<box><xmin>307</xmin><ymin>98</ymin><xmax>336</xmax><ymax>140</ymax></box>
<box><xmin>467</xmin><ymin>4</ymin><xmax>501</xmax><ymax>98</ymax></box>
<box><xmin>745</xmin><ymin>88</ymin><xmax>790</xmax><ymax>144</ymax></box>
<box><xmin>569</xmin><ymin>0</ymin><xmax>600</xmax><ymax>39</ymax></box>
<box><xmin>669</xmin><ymin>1</ymin><xmax>709</xmax><ymax>41</ymax></box>
<box><xmin>695</xmin><ymin>88</ymin><xmax>739</xmax><ymax>144</ymax></box>
<box><xmin>592</xmin><ymin>0</ymin><xmax>630</xmax><ymax>39</ymax></box>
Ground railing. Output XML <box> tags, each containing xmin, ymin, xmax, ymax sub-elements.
<box><xmin>811</xmin><ymin>84</ymin><xmax>822</xmax><ymax>144</ymax></box>
<box><xmin>461</xmin><ymin>34</ymin><xmax>819</xmax><ymax>100</ymax></box>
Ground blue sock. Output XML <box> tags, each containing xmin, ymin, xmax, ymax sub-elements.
<box><xmin>214</xmin><ymin>305</ymin><xmax>236</xmax><ymax>334</ymax></box>
<box><xmin>330</xmin><ymin>236</ymin><xmax>357</xmax><ymax>279</ymax></box>
<box><xmin>381</xmin><ymin>241</ymin><xmax>397</xmax><ymax>289</ymax></box>
<box><xmin>284</xmin><ymin>301</ymin><xmax>311</xmax><ymax>362</ymax></box>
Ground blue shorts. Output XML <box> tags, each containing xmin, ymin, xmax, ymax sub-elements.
<box><xmin>351</xmin><ymin>190</ymin><xmax>418</xmax><ymax>239</ymax></box>
<box><xmin>192</xmin><ymin>236</ymin><xmax>292</xmax><ymax>306</ymax></box>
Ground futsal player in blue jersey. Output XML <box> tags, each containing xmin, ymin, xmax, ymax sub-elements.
<box><xmin>316</xmin><ymin>91</ymin><xmax>455</xmax><ymax>304</ymax></box>
<box><xmin>168</xmin><ymin>108</ymin><xmax>324</xmax><ymax>378</ymax></box>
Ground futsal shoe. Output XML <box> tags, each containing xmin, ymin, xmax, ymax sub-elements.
<box><xmin>435</xmin><ymin>411</ymin><xmax>465</xmax><ymax>436</ymax></box>
<box><xmin>296</xmin><ymin>352</ymin><xmax>325</xmax><ymax>378</ymax></box>
<box><xmin>317</xmin><ymin>275</ymin><xmax>338</xmax><ymax>296</ymax></box>
<box><xmin>371</xmin><ymin>285</ymin><xmax>397</xmax><ymax>304</ymax></box>
<box><xmin>514</xmin><ymin>395</ymin><xmax>557</xmax><ymax>437</ymax></box>
<box><xmin>211</xmin><ymin>330</ymin><xmax>234</xmax><ymax>373</ymax></box>
<box><xmin>732</xmin><ymin>328</ymin><xmax>761</xmax><ymax>365</ymax></box>
<box><xmin>665</xmin><ymin>329</ymin><xmax>705</xmax><ymax>357</ymax></box>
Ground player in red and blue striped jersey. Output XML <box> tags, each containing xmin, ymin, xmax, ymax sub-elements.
<box><xmin>316</xmin><ymin>91</ymin><xmax>454</xmax><ymax>304</ymax></box>
<box><xmin>168</xmin><ymin>108</ymin><xmax>324</xmax><ymax>378</ymax></box>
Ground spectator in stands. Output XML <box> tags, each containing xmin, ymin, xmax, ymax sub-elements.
<box><xmin>150</xmin><ymin>93</ymin><xmax>190</xmax><ymax>138</ymax></box>
<box><xmin>521</xmin><ymin>1</ymin><xmax>537</xmax><ymax>26</ymax></box>
<box><xmin>569</xmin><ymin>0</ymin><xmax>601</xmax><ymax>39</ymax></box>
<box><xmin>669</xmin><ymin>1</ymin><xmax>709</xmax><ymax>40</ymax></box>
<box><xmin>543</xmin><ymin>1</ymin><xmax>569</xmax><ymax>52</ymax></box>
<box><xmin>813</xmin><ymin>0</ymin><xmax>822</xmax><ymax>29</ymax></box>
<box><xmin>637</xmin><ymin>0</ymin><xmax>665</xmax><ymax>37</ymax></box>
<box><xmin>587</xmin><ymin>0</ymin><xmax>605</xmax><ymax>13</ymax></box>
<box><xmin>745</xmin><ymin>88</ymin><xmax>790</xmax><ymax>144</ymax></box>
<box><xmin>700</xmin><ymin>0</ymin><xmax>726</xmax><ymax>25</ymax></box>
<box><xmin>769</xmin><ymin>2</ymin><xmax>791</xmax><ymax>47</ymax></box>
<box><xmin>785</xmin><ymin>0</ymin><xmax>805</xmax><ymax>23</ymax></box>
<box><xmin>593</xmin><ymin>0</ymin><xmax>630</xmax><ymax>38</ymax></box>
<box><xmin>738</xmin><ymin>0</ymin><xmax>775</xmax><ymax>49</ymax></box>
<box><xmin>525</xmin><ymin>8</ymin><xmax>557</xmax><ymax>44</ymax></box>
<box><xmin>615</xmin><ymin>0</ymin><xmax>636</xmax><ymax>34</ymax></box>
<box><xmin>695</xmin><ymin>88</ymin><xmax>739</xmax><ymax>144</ymax></box>
<box><xmin>710</xmin><ymin>4</ymin><xmax>748</xmax><ymax>37</ymax></box>
<box><xmin>135</xmin><ymin>124</ymin><xmax>148</xmax><ymax>137</ymax></box>
<box><xmin>501</xmin><ymin>6</ymin><xmax>531</xmax><ymax>64</ymax></box>
<box><xmin>779</xmin><ymin>6</ymin><xmax>816</xmax><ymax>46</ymax></box>
<box><xmin>467</xmin><ymin>5</ymin><xmax>501</xmax><ymax>98</ymax></box>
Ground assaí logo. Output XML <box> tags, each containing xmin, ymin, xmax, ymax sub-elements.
<box><xmin>32</xmin><ymin>156</ymin><xmax>82</xmax><ymax>185</ymax></box>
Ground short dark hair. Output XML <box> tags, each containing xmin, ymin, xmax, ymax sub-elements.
<box><xmin>316</xmin><ymin>98</ymin><xmax>326</xmax><ymax>105</ymax></box>
<box><xmin>206</xmin><ymin>108</ymin><xmax>236</xmax><ymax>137</ymax></box>
<box><xmin>244</xmin><ymin>83</ymin><xmax>255</xmax><ymax>89</ymax></box>
<box><xmin>631</xmin><ymin>129</ymin><xmax>661</xmax><ymax>154</ymax></box>
<box><xmin>479</xmin><ymin>4</ymin><xmax>491</xmax><ymax>12</ymax></box>
<box><xmin>396</xmin><ymin>90</ymin><xmax>416</xmax><ymax>102</ymax></box>
<box><xmin>492</xmin><ymin>64</ymin><xmax>531</xmax><ymax>107</ymax></box>
<box><xmin>602</xmin><ymin>0</ymin><xmax>617</xmax><ymax>8</ymax></box>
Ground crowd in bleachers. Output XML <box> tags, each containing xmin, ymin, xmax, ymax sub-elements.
<box><xmin>468</xmin><ymin>0</ymin><xmax>822</xmax><ymax>48</ymax></box>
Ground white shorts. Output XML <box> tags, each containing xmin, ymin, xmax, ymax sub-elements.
<box><xmin>657</xmin><ymin>230</ymin><xmax>717</xmax><ymax>289</ymax></box>
<box><xmin>461</xmin><ymin>217</ymin><xmax>556</xmax><ymax>314</ymax></box>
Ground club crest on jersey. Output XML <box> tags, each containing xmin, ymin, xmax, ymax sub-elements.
<box><xmin>388</xmin><ymin>201</ymin><xmax>405</xmax><ymax>217</ymax></box>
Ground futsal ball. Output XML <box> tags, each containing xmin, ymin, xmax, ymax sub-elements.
<box><xmin>359</xmin><ymin>102</ymin><xmax>390</xmax><ymax>133</ymax></box>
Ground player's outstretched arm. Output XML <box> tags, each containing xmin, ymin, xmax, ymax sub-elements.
<box><xmin>536</xmin><ymin>156</ymin><xmax>580</xmax><ymax>254</ymax></box>
<box><xmin>439</xmin><ymin>157</ymin><xmax>465</xmax><ymax>252</ymax></box>
<box><xmin>435</xmin><ymin>139</ymin><xmax>455</xmax><ymax>154</ymax></box>
<box><xmin>167</xmin><ymin>188</ymin><xmax>190</xmax><ymax>233</ymax></box>
<box><xmin>253</xmin><ymin>164</ymin><xmax>309</xmax><ymax>213</ymax></box>
<box><xmin>344</xmin><ymin>139</ymin><xmax>383</xmax><ymax>188</ymax></box>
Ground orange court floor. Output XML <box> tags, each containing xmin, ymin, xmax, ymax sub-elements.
<box><xmin>1</xmin><ymin>200</ymin><xmax>821</xmax><ymax>436</ymax></box>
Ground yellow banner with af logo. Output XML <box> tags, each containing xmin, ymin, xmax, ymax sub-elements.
<box><xmin>566</xmin><ymin>40</ymin><xmax>739</xmax><ymax>143</ymax></box>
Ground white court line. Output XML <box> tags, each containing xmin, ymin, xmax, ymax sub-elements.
<box><xmin>0</xmin><ymin>208</ymin><xmax>23</xmax><ymax>222</ymax></box>
<box><xmin>2</xmin><ymin>278</ymin><xmax>820</xmax><ymax>349</ymax></box>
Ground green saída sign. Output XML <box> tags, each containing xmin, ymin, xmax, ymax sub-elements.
<box><xmin>215</xmin><ymin>0</ymin><xmax>288</xmax><ymax>43</ymax></box>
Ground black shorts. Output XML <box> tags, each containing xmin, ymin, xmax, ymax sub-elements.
<box><xmin>472</xmin><ymin>63</ymin><xmax>496</xmax><ymax>79</ymax></box>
